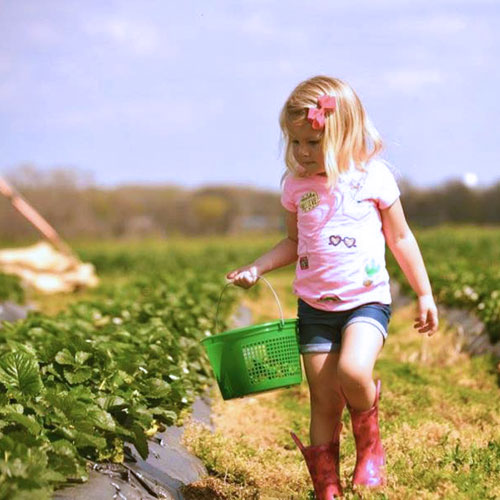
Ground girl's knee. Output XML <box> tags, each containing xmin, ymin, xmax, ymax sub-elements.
<box><xmin>309</xmin><ymin>386</ymin><xmax>344</xmax><ymax>414</ymax></box>
<box><xmin>337</xmin><ymin>361</ymin><xmax>372</xmax><ymax>388</ymax></box>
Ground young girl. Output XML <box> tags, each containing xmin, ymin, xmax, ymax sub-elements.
<box><xmin>226</xmin><ymin>76</ymin><xmax>438</xmax><ymax>498</ymax></box>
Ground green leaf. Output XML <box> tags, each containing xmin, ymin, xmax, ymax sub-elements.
<box><xmin>40</xmin><ymin>469</ymin><xmax>67</xmax><ymax>483</ymax></box>
<box><xmin>68</xmin><ymin>385</ymin><xmax>94</xmax><ymax>402</ymax></box>
<box><xmin>63</xmin><ymin>367</ymin><xmax>93</xmax><ymax>384</ymax></box>
<box><xmin>0</xmin><ymin>408</ymin><xmax>42</xmax><ymax>435</ymax></box>
<box><xmin>75</xmin><ymin>351</ymin><xmax>92</xmax><ymax>364</ymax></box>
<box><xmin>47</xmin><ymin>452</ymin><xmax>82</xmax><ymax>480</ymax></box>
<box><xmin>96</xmin><ymin>394</ymin><xmax>126</xmax><ymax>410</ymax></box>
<box><xmin>130</xmin><ymin>423</ymin><xmax>149</xmax><ymax>460</ymax></box>
<box><xmin>60</xmin><ymin>427</ymin><xmax>107</xmax><ymax>450</ymax></box>
<box><xmin>50</xmin><ymin>439</ymin><xmax>78</xmax><ymax>458</ymax></box>
<box><xmin>87</xmin><ymin>406</ymin><xmax>116</xmax><ymax>432</ymax></box>
<box><xmin>142</xmin><ymin>377</ymin><xmax>171</xmax><ymax>399</ymax></box>
<box><xmin>74</xmin><ymin>430</ymin><xmax>107</xmax><ymax>450</ymax></box>
<box><xmin>152</xmin><ymin>408</ymin><xmax>178</xmax><ymax>426</ymax></box>
<box><xmin>54</xmin><ymin>349</ymin><xmax>75</xmax><ymax>366</ymax></box>
<box><xmin>0</xmin><ymin>352</ymin><xmax>43</xmax><ymax>397</ymax></box>
<box><xmin>114</xmin><ymin>423</ymin><xmax>135</xmax><ymax>440</ymax></box>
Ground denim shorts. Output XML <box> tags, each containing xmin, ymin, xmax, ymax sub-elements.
<box><xmin>297</xmin><ymin>298</ymin><xmax>392</xmax><ymax>354</ymax></box>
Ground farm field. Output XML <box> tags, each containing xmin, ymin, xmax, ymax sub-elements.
<box><xmin>0</xmin><ymin>227</ymin><xmax>498</xmax><ymax>499</ymax></box>
<box><xmin>182</xmin><ymin>269</ymin><xmax>500</xmax><ymax>499</ymax></box>
<box><xmin>387</xmin><ymin>226</ymin><xmax>500</xmax><ymax>343</ymax></box>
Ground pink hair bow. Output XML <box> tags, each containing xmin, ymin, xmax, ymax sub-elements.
<box><xmin>307</xmin><ymin>95</ymin><xmax>337</xmax><ymax>130</ymax></box>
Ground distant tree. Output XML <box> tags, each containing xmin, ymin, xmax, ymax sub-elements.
<box><xmin>190</xmin><ymin>191</ymin><xmax>232</xmax><ymax>234</ymax></box>
<box><xmin>5</xmin><ymin>164</ymin><xmax>94</xmax><ymax>190</ymax></box>
<box><xmin>0</xmin><ymin>165</ymin><xmax>498</xmax><ymax>242</ymax></box>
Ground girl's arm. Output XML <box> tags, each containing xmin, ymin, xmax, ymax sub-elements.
<box><xmin>226</xmin><ymin>210</ymin><xmax>298</xmax><ymax>288</ymax></box>
<box><xmin>380</xmin><ymin>199</ymin><xmax>438</xmax><ymax>336</ymax></box>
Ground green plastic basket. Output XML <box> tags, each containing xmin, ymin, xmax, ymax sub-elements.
<box><xmin>201</xmin><ymin>277</ymin><xmax>302</xmax><ymax>400</ymax></box>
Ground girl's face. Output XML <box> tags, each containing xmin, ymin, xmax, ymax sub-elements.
<box><xmin>288</xmin><ymin>120</ymin><xmax>325</xmax><ymax>177</ymax></box>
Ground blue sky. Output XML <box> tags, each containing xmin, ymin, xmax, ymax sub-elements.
<box><xmin>1</xmin><ymin>0</ymin><xmax>499</xmax><ymax>191</ymax></box>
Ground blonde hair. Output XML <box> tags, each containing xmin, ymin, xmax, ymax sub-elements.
<box><xmin>279</xmin><ymin>76</ymin><xmax>383</xmax><ymax>190</ymax></box>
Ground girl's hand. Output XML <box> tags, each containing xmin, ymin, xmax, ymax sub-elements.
<box><xmin>226</xmin><ymin>265</ymin><xmax>260</xmax><ymax>289</ymax></box>
<box><xmin>414</xmin><ymin>294</ymin><xmax>439</xmax><ymax>336</ymax></box>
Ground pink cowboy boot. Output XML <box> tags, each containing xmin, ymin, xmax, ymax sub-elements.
<box><xmin>347</xmin><ymin>379</ymin><xmax>386</xmax><ymax>488</ymax></box>
<box><xmin>290</xmin><ymin>422</ymin><xmax>343</xmax><ymax>499</ymax></box>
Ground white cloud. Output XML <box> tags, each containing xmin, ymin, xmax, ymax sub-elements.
<box><xmin>83</xmin><ymin>18</ymin><xmax>164</xmax><ymax>57</ymax></box>
<box><xmin>383</xmin><ymin>68</ymin><xmax>445</xmax><ymax>95</ymax></box>
<box><xmin>322</xmin><ymin>0</ymin><xmax>499</xmax><ymax>7</ymax></box>
<box><xmin>396</xmin><ymin>14</ymin><xmax>467</xmax><ymax>36</ymax></box>
<box><xmin>25</xmin><ymin>21</ymin><xmax>61</xmax><ymax>46</ymax></box>
<box><xmin>234</xmin><ymin>59</ymin><xmax>296</xmax><ymax>79</ymax></box>
<box><xmin>241</xmin><ymin>12</ymin><xmax>275</xmax><ymax>38</ymax></box>
<box><xmin>208</xmin><ymin>10</ymin><xmax>307</xmax><ymax>47</ymax></box>
<box><xmin>45</xmin><ymin>95</ymin><xmax>226</xmax><ymax>134</ymax></box>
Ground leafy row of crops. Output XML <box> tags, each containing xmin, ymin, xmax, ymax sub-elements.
<box><xmin>0</xmin><ymin>239</ymin><xmax>269</xmax><ymax>499</ymax></box>
<box><xmin>387</xmin><ymin>226</ymin><xmax>500</xmax><ymax>343</ymax></box>
<box><xmin>0</xmin><ymin>273</ymin><xmax>24</xmax><ymax>304</ymax></box>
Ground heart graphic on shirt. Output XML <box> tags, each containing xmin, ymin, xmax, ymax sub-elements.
<box><xmin>344</xmin><ymin>237</ymin><xmax>356</xmax><ymax>248</ymax></box>
<box><xmin>329</xmin><ymin>235</ymin><xmax>342</xmax><ymax>246</ymax></box>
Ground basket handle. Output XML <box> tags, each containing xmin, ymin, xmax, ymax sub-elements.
<box><xmin>214</xmin><ymin>275</ymin><xmax>285</xmax><ymax>335</ymax></box>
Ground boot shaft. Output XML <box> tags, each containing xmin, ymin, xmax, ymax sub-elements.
<box><xmin>291</xmin><ymin>422</ymin><xmax>343</xmax><ymax>498</ymax></box>
<box><xmin>347</xmin><ymin>379</ymin><xmax>386</xmax><ymax>488</ymax></box>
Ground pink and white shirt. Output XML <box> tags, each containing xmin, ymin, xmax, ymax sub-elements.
<box><xmin>280</xmin><ymin>159</ymin><xmax>400</xmax><ymax>312</ymax></box>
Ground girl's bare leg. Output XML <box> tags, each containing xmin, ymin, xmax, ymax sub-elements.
<box><xmin>337</xmin><ymin>323</ymin><xmax>384</xmax><ymax>410</ymax></box>
<box><xmin>302</xmin><ymin>352</ymin><xmax>345</xmax><ymax>446</ymax></box>
<box><xmin>337</xmin><ymin>322</ymin><xmax>387</xmax><ymax>487</ymax></box>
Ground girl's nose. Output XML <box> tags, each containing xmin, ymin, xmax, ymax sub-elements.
<box><xmin>299</xmin><ymin>145</ymin><xmax>310</xmax><ymax>157</ymax></box>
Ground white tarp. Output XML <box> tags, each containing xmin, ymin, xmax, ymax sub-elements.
<box><xmin>0</xmin><ymin>241</ymin><xmax>99</xmax><ymax>294</ymax></box>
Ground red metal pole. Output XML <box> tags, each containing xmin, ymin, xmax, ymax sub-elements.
<box><xmin>0</xmin><ymin>176</ymin><xmax>78</xmax><ymax>261</ymax></box>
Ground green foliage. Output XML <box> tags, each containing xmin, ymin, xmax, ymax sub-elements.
<box><xmin>0</xmin><ymin>239</ymin><xmax>266</xmax><ymax>498</ymax></box>
<box><xmin>387</xmin><ymin>226</ymin><xmax>500</xmax><ymax>343</ymax></box>
<box><xmin>0</xmin><ymin>272</ymin><xmax>25</xmax><ymax>304</ymax></box>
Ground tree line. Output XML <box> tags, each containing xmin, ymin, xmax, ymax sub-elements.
<box><xmin>0</xmin><ymin>166</ymin><xmax>498</xmax><ymax>242</ymax></box>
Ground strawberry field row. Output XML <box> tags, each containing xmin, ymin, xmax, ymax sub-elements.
<box><xmin>387</xmin><ymin>226</ymin><xmax>500</xmax><ymax>343</ymax></box>
<box><xmin>0</xmin><ymin>240</ymin><xmax>265</xmax><ymax>499</ymax></box>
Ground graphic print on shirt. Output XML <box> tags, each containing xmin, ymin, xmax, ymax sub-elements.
<box><xmin>363</xmin><ymin>258</ymin><xmax>381</xmax><ymax>287</ymax></box>
<box><xmin>297</xmin><ymin>191</ymin><xmax>324</xmax><ymax>271</ymax></box>
<box><xmin>298</xmin><ymin>229</ymin><xmax>313</xmax><ymax>271</ymax></box>
<box><xmin>336</xmin><ymin>170</ymin><xmax>373</xmax><ymax>221</ymax></box>
<box><xmin>328</xmin><ymin>235</ymin><xmax>357</xmax><ymax>248</ymax></box>
<box><xmin>299</xmin><ymin>191</ymin><xmax>320</xmax><ymax>212</ymax></box>
<box><xmin>318</xmin><ymin>294</ymin><xmax>342</xmax><ymax>303</ymax></box>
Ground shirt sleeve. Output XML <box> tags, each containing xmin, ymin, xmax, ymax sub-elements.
<box><xmin>374</xmin><ymin>162</ymin><xmax>400</xmax><ymax>209</ymax></box>
<box><xmin>280</xmin><ymin>174</ymin><xmax>297</xmax><ymax>212</ymax></box>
